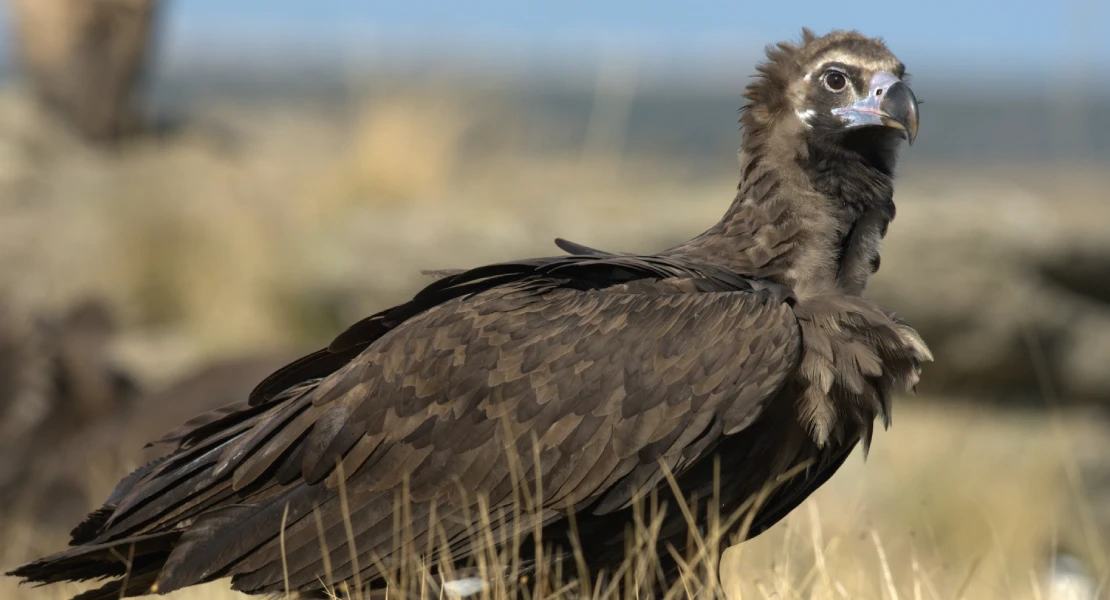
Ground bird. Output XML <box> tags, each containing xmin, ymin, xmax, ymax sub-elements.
<box><xmin>9</xmin><ymin>29</ymin><xmax>930</xmax><ymax>599</ymax></box>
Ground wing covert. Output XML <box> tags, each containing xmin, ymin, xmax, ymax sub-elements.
<box><xmin>74</xmin><ymin>257</ymin><xmax>804</xmax><ymax>594</ymax></box>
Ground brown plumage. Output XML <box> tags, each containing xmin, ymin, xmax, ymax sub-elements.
<box><xmin>10</xmin><ymin>29</ymin><xmax>930</xmax><ymax>599</ymax></box>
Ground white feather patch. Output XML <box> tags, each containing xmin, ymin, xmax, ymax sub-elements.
<box><xmin>795</xmin><ymin>109</ymin><xmax>815</xmax><ymax>127</ymax></box>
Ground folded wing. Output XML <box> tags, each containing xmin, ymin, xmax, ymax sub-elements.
<box><xmin>12</xmin><ymin>255</ymin><xmax>802</xmax><ymax>597</ymax></box>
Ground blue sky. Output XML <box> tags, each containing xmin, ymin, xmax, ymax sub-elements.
<box><xmin>1</xmin><ymin>1</ymin><xmax>1107</xmax><ymax>75</ymax></box>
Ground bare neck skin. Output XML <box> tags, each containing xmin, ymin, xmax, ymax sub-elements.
<box><xmin>669</xmin><ymin>117</ymin><xmax>900</xmax><ymax>297</ymax></box>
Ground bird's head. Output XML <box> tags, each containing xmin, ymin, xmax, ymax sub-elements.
<box><xmin>742</xmin><ymin>29</ymin><xmax>918</xmax><ymax>173</ymax></box>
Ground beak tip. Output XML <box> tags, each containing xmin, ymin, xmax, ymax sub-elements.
<box><xmin>882</xmin><ymin>78</ymin><xmax>918</xmax><ymax>147</ymax></box>
<box><xmin>834</xmin><ymin>73</ymin><xmax>919</xmax><ymax>147</ymax></box>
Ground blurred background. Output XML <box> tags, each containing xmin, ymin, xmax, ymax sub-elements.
<box><xmin>0</xmin><ymin>1</ymin><xmax>1108</xmax><ymax>598</ymax></box>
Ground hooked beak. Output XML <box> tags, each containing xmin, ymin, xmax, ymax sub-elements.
<box><xmin>832</xmin><ymin>71</ymin><xmax>919</xmax><ymax>145</ymax></box>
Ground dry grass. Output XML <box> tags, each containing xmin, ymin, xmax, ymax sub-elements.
<box><xmin>2</xmin><ymin>401</ymin><xmax>1107</xmax><ymax>600</ymax></box>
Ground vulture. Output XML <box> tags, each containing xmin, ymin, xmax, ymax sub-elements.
<box><xmin>10</xmin><ymin>29</ymin><xmax>931</xmax><ymax>599</ymax></box>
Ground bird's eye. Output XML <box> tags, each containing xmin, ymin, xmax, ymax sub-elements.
<box><xmin>823</xmin><ymin>70</ymin><xmax>848</xmax><ymax>92</ymax></box>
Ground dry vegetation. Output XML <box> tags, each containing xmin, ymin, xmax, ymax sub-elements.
<box><xmin>0</xmin><ymin>80</ymin><xmax>1107</xmax><ymax>599</ymax></box>
<box><xmin>3</xmin><ymin>402</ymin><xmax>1106</xmax><ymax>599</ymax></box>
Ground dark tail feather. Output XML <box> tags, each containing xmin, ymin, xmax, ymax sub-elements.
<box><xmin>69</xmin><ymin>505</ymin><xmax>117</xmax><ymax>546</ymax></box>
<box><xmin>70</xmin><ymin>561</ymin><xmax>163</xmax><ymax>600</ymax></box>
<box><xmin>7</xmin><ymin>531</ymin><xmax>180</xmax><ymax>590</ymax></box>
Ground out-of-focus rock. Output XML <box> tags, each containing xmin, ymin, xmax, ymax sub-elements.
<box><xmin>8</xmin><ymin>0</ymin><xmax>158</xmax><ymax>141</ymax></box>
<box><xmin>0</xmin><ymin>299</ymin><xmax>137</xmax><ymax>514</ymax></box>
<box><xmin>869</xmin><ymin>169</ymin><xmax>1110</xmax><ymax>405</ymax></box>
<box><xmin>13</xmin><ymin>353</ymin><xmax>296</xmax><ymax>538</ymax></box>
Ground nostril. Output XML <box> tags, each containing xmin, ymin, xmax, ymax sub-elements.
<box><xmin>875</xmin><ymin>88</ymin><xmax>884</xmax><ymax>96</ymax></box>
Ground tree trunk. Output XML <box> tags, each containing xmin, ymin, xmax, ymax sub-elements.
<box><xmin>8</xmin><ymin>0</ymin><xmax>158</xmax><ymax>142</ymax></box>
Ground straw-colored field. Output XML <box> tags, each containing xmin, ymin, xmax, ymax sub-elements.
<box><xmin>4</xmin><ymin>401</ymin><xmax>1106</xmax><ymax>599</ymax></box>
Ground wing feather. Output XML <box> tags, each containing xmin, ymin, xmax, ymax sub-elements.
<box><xmin>19</xmin><ymin>254</ymin><xmax>803</xmax><ymax>596</ymax></box>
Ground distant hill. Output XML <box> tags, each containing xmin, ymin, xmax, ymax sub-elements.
<box><xmin>2</xmin><ymin>52</ymin><xmax>1105</xmax><ymax>162</ymax></box>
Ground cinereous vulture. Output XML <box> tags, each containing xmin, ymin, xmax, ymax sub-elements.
<box><xmin>11</xmin><ymin>29</ymin><xmax>930</xmax><ymax>599</ymax></box>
